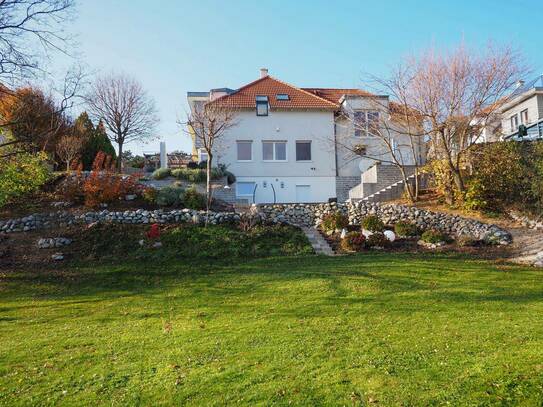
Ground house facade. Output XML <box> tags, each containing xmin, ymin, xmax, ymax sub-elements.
<box><xmin>187</xmin><ymin>69</ymin><xmax>423</xmax><ymax>204</ymax></box>
<box><xmin>474</xmin><ymin>76</ymin><xmax>543</xmax><ymax>142</ymax></box>
<box><xmin>501</xmin><ymin>76</ymin><xmax>543</xmax><ymax>141</ymax></box>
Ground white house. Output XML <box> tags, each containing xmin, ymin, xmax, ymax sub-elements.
<box><xmin>472</xmin><ymin>76</ymin><xmax>543</xmax><ymax>143</ymax></box>
<box><xmin>501</xmin><ymin>75</ymin><xmax>543</xmax><ymax>141</ymax></box>
<box><xmin>187</xmin><ymin>69</ymin><xmax>424</xmax><ymax>204</ymax></box>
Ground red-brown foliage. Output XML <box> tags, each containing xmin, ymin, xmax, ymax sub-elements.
<box><xmin>146</xmin><ymin>224</ymin><xmax>161</xmax><ymax>239</ymax></box>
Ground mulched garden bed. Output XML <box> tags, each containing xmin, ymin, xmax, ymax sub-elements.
<box><xmin>317</xmin><ymin>225</ymin><xmax>511</xmax><ymax>259</ymax></box>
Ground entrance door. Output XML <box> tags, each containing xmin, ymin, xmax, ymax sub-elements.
<box><xmin>295</xmin><ymin>185</ymin><xmax>311</xmax><ymax>203</ymax></box>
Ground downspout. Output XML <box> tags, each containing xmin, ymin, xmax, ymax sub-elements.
<box><xmin>333</xmin><ymin>113</ymin><xmax>339</xmax><ymax>177</ymax></box>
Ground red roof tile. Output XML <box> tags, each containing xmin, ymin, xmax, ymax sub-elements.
<box><xmin>301</xmin><ymin>88</ymin><xmax>372</xmax><ymax>104</ymax></box>
<box><xmin>210</xmin><ymin>76</ymin><xmax>340</xmax><ymax>110</ymax></box>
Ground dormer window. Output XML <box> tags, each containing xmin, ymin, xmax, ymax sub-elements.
<box><xmin>256</xmin><ymin>95</ymin><xmax>268</xmax><ymax>116</ymax></box>
<box><xmin>276</xmin><ymin>94</ymin><xmax>289</xmax><ymax>101</ymax></box>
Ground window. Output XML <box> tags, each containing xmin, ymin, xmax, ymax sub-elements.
<box><xmin>256</xmin><ymin>95</ymin><xmax>268</xmax><ymax>116</ymax></box>
<box><xmin>237</xmin><ymin>182</ymin><xmax>255</xmax><ymax>197</ymax></box>
<box><xmin>510</xmin><ymin>114</ymin><xmax>519</xmax><ymax>132</ymax></box>
<box><xmin>521</xmin><ymin>109</ymin><xmax>529</xmax><ymax>124</ymax></box>
<box><xmin>276</xmin><ymin>94</ymin><xmax>290</xmax><ymax>101</ymax></box>
<box><xmin>391</xmin><ymin>139</ymin><xmax>399</xmax><ymax>155</ymax></box>
<box><xmin>354</xmin><ymin>110</ymin><xmax>379</xmax><ymax>137</ymax></box>
<box><xmin>296</xmin><ymin>141</ymin><xmax>312</xmax><ymax>161</ymax></box>
<box><xmin>198</xmin><ymin>149</ymin><xmax>208</xmax><ymax>163</ymax></box>
<box><xmin>236</xmin><ymin>141</ymin><xmax>252</xmax><ymax>161</ymax></box>
<box><xmin>262</xmin><ymin>141</ymin><xmax>287</xmax><ymax>161</ymax></box>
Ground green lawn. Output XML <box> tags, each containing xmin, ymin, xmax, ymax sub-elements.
<box><xmin>1</xmin><ymin>253</ymin><xmax>542</xmax><ymax>405</ymax></box>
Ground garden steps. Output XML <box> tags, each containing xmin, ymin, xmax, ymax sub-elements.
<box><xmin>362</xmin><ymin>174</ymin><xmax>416</xmax><ymax>203</ymax></box>
<box><xmin>302</xmin><ymin>227</ymin><xmax>335</xmax><ymax>256</ymax></box>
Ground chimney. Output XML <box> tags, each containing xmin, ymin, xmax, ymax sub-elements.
<box><xmin>260</xmin><ymin>68</ymin><xmax>269</xmax><ymax>78</ymax></box>
<box><xmin>515</xmin><ymin>80</ymin><xmax>525</xmax><ymax>89</ymax></box>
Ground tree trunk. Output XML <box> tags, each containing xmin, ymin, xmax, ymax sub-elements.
<box><xmin>452</xmin><ymin>168</ymin><xmax>465</xmax><ymax>195</ymax></box>
<box><xmin>117</xmin><ymin>142</ymin><xmax>123</xmax><ymax>173</ymax></box>
<box><xmin>444</xmin><ymin>159</ymin><xmax>465</xmax><ymax>203</ymax></box>
<box><xmin>206</xmin><ymin>152</ymin><xmax>213</xmax><ymax>211</ymax></box>
<box><xmin>395</xmin><ymin>164</ymin><xmax>416</xmax><ymax>203</ymax></box>
<box><xmin>66</xmin><ymin>159</ymin><xmax>70</xmax><ymax>172</ymax></box>
<box><xmin>414</xmin><ymin>168</ymin><xmax>420</xmax><ymax>201</ymax></box>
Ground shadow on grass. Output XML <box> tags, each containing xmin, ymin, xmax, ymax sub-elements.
<box><xmin>1</xmin><ymin>252</ymin><xmax>542</xmax><ymax>314</ymax></box>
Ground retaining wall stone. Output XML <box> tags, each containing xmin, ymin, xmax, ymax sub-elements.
<box><xmin>0</xmin><ymin>202</ymin><xmax>512</xmax><ymax>244</ymax></box>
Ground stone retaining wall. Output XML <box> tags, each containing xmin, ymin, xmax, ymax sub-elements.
<box><xmin>0</xmin><ymin>202</ymin><xmax>512</xmax><ymax>244</ymax></box>
<box><xmin>258</xmin><ymin>202</ymin><xmax>511</xmax><ymax>244</ymax></box>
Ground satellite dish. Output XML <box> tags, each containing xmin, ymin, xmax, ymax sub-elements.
<box><xmin>358</xmin><ymin>159</ymin><xmax>368</xmax><ymax>173</ymax></box>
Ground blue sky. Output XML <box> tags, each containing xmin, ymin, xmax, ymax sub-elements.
<box><xmin>68</xmin><ymin>0</ymin><xmax>543</xmax><ymax>154</ymax></box>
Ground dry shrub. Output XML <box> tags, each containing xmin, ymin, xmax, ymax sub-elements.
<box><xmin>81</xmin><ymin>152</ymin><xmax>141</xmax><ymax>207</ymax></box>
<box><xmin>57</xmin><ymin>171</ymin><xmax>85</xmax><ymax>203</ymax></box>
<box><xmin>340</xmin><ymin>232</ymin><xmax>366</xmax><ymax>252</ymax></box>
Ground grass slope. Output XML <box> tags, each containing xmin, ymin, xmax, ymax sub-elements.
<box><xmin>1</xmin><ymin>253</ymin><xmax>542</xmax><ymax>405</ymax></box>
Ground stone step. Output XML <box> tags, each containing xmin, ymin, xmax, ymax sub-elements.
<box><xmin>301</xmin><ymin>227</ymin><xmax>336</xmax><ymax>256</ymax></box>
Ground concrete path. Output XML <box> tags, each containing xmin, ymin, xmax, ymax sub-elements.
<box><xmin>507</xmin><ymin>226</ymin><xmax>543</xmax><ymax>266</ymax></box>
<box><xmin>302</xmin><ymin>227</ymin><xmax>335</xmax><ymax>256</ymax></box>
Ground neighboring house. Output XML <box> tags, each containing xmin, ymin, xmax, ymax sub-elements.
<box><xmin>187</xmin><ymin>69</ymin><xmax>424</xmax><ymax>204</ymax></box>
<box><xmin>501</xmin><ymin>75</ymin><xmax>543</xmax><ymax>141</ymax></box>
<box><xmin>467</xmin><ymin>76</ymin><xmax>543</xmax><ymax>143</ymax></box>
<box><xmin>143</xmin><ymin>151</ymin><xmax>192</xmax><ymax>171</ymax></box>
<box><xmin>470</xmin><ymin>108</ymin><xmax>502</xmax><ymax>144</ymax></box>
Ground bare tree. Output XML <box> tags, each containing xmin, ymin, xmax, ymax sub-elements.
<box><xmin>56</xmin><ymin>129</ymin><xmax>85</xmax><ymax>171</ymax></box>
<box><xmin>86</xmin><ymin>73</ymin><xmax>159</xmax><ymax>171</ymax></box>
<box><xmin>337</xmin><ymin>44</ymin><xmax>526</xmax><ymax>205</ymax></box>
<box><xmin>336</xmin><ymin>95</ymin><xmax>426</xmax><ymax>202</ymax></box>
<box><xmin>396</xmin><ymin>44</ymin><xmax>526</xmax><ymax>204</ymax></box>
<box><xmin>0</xmin><ymin>0</ymin><xmax>74</xmax><ymax>84</ymax></box>
<box><xmin>183</xmin><ymin>103</ymin><xmax>237</xmax><ymax>210</ymax></box>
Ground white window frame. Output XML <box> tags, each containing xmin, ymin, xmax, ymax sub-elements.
<box><xmin>510</xmin><ymin>114</ymin><xmax>519</xmax><ymax>132</ymax></box>
<box><xmin>295</xmin><ymin>140</ymin><xmax>312</xmax><ymax>162</ymax></box>
<box><xmin>354</xmin><ymin>110</ymin><xmax>380</xmax><ymax>137</ymax></box>
<box><xmin>198</xmin><ymin>148</ymin><xmax>208</xmax><ymax>163</ymax></box>
<box><xmin>236</xmin><ymin>140</ymin><xmax>253</xmax><ymax>161</ymax></box>
<box><xmin>256</xmin><ymin>95</ymin><xmax>269</xmax><ymax>116</ymax></box>
<box><xmin>520</xmin><ymin>109</ymin><xmax>529</xmax><ymax>125</ymax></box>
<box><xmin>262</xmin><ymin>141</ymin><xmax>287</xmax><ymax>162</ymax></box>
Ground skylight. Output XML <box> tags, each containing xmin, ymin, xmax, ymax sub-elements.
<box><xmin>276</xmin><ymin>94</ymin><xmax>290</xmax><ymax>101</ymax></box>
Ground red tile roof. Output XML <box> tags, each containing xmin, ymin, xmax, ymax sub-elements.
<box><xmin>301</xmin><ymin>88</ymin><xmax>373</xmax><ymax>104</ymax></box>
<box><xmin>210</xmin><ymin>76</ymin><xmax>342</xmax><ymax>110</ymax></box>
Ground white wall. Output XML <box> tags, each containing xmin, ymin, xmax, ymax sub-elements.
<box><xmin>234</xmin><ymin>176</ymin><xmax>336</xmax><ymax>204</ymax></box>
<box><xmin>501</xmin><ymin>93</ymin><xmax>541</xmax><ymax>136</ymax></box>
<box><xmin>215</xmin><ymin>110</ymin><xmax>335</xmax><ymax>174</ymax></box>
<box><xmin>336</xmin><ymin>97</ymin><xmax>423</xmax><ymax>176</ymax></box>
<box><xmin>213</xmin><ymin>109</ymin><xmax>336</xmax><ymax>203</ymax></box>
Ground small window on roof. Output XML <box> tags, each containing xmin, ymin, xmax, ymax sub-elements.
<box><xmin>276</xmin><ymin>94</ymin><xmax>289</xmax><ymax>101</ymax></box>
<box><xmin>256</xmin><ymin>95</ymin><xmax>268</xmax><ymax>116</ymax></box>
